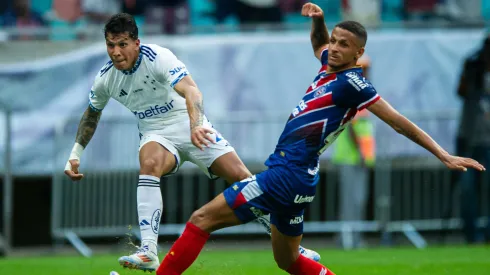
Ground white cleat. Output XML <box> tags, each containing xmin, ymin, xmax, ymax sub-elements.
<box><xmin>118</xmin><ymin>245</ymin><xmax>160</xmax><ymax>272</ymax></box>
<box><xmin>299</xmin><ymin>246</ymin><xmax>321</xmax><ymax>262</ymax></box>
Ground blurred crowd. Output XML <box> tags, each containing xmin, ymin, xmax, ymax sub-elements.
<box><xmin>0</xmin><ymin>0</ymin><xmax>487</xmax><ymax>41</ymax></box>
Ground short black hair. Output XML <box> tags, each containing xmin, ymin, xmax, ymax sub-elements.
<box><xmin>104</xmin><ymin>13</ymin><xmax>138</xmax><ymax>40</ymax></box>
<box><xmin>334</xmin><ymin>21</ymin><xmax>367</xmax><ymax>47</ymax></box>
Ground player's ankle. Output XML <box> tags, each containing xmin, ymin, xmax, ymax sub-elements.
<box><xmin>141</xmin><ymin>240</ymin><xmax>158</xmax><ymax>255</ymax></box>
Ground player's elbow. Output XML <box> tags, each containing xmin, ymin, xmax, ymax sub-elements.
<box><xmin>184</xmin><ymin>86</ymin><xmax>202</xmax><ymax>100</ymax></box>
<box><xmin>387</xmin><ymin>114</ymin><xmax>405</xmax><ymax>134</ymax></box>
<box><xmin>392</xmin><ymin>123</ymin><xmax>403</xmax><ymax>134</ymax></box>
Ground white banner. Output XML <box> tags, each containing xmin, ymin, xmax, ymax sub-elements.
<box><xmin>0</xmin><ymin>29</ymin><xmax>486</xmax><ymax>174</ymax></box>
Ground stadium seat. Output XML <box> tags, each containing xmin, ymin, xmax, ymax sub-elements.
<box><xmin>381</xmin><ymin>0</ymin><xmax>404</xmax><ymax>22</ymax></box>
<box><xmin>31</xmin><ymin>0</ymin><xmax>52</xmax><ymax>15</ymax></box>
<box><xmin>483</xmin><ymin>0</ymin><xmax>490</xmax><ymax>20</ymax></box>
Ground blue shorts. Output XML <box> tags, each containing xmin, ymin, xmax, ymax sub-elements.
<box><xmin>223</xmin><ymin>166</ymin><xmax>316</xmax><ymax>236</ymax></box>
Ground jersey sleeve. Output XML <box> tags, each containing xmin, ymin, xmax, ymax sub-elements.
<box><xmin>320</xmin><ymin>48</ymin><xmax>329</xmax><ymax>66</ymax></box>
<box><xmin>88</xmin><ymin>69</ymin><xmax>110</xmax><ymax>112</ymax></box>
<box><xmin>334</xmin><ymin>71</ymin><xmax>381</xmax><ymax>111</ymax></box>
<box><xmin>152</xmin><ymin>47</ymin><xmax>190</xmax><ymax>88</ymax></box>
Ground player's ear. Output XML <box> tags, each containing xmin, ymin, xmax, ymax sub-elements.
<box><xmin>356</xmin><ymin>47</ymin><xmax>365</xmax><ymax>61</ymax></box>
<box><xmin>135</xmin><ymin>38</ymin><xmax>140</xmax><ymax>47</ymax></box>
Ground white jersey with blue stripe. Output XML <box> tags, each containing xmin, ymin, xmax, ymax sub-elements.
<box><xmin>89</xmin><ymin>44</ymin><xmax>189</xmax><ymax>133</ymax></box>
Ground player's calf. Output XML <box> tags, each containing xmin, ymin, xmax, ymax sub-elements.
<box><xmin>188</xmin><ymin>194</ymin><xmax>243</xmax><ymax>233</ymax></box>
<box><xmin>157</xmin><ymin>194</ymin><xmax>242</xmax><ymax>275</ymax></box>
<box><xmin>271</xmin><ymin>224</ymin><xmax>332</xmax><ymax>275</ymax></box>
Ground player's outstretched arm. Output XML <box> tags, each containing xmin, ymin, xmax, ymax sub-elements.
<box><xmin>302</xmin><ymin>2</ymin><xmax>329</xmax><ymax>60</ymax></box>
<box><xmin>367</xmin><ymin>98</ymin><xmax>486</xmax><ymax>172</ymax></box>
<box><xmin>173</xmin><ymin>75</ymin><xmax>216</xmax><ymax>151</ymax></box>
<box><xmin>64</xmin><ymin>106</ymin><xmax>102</xmax><ymax>181</ymax></box>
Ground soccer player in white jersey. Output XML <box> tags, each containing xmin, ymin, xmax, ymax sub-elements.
<box><xmin>63</xmin><ymin>13</ymin><xmax>320</xmax><ymax>272</ymax></box>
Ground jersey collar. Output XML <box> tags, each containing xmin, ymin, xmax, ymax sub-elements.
<box><xmin>122</xmin><ymin>50</ymin><xmax>143</xmax><ymax>75</ymax></box>
<box><xmin>327</xmin><ymin>65</ymin><xmax>363</xmax><ymax>74</ymax></box>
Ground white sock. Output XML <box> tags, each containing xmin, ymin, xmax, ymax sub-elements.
<box><xmin>137</xmin><ymin>175</ymin><xmax>162</xmax><ymax>254</ymax></box>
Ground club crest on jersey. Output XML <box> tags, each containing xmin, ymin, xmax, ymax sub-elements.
<box><xmin>314</xmin><ymin>86</ymin><xmax>327</xmax><ymax>98</ymax></box>
<box><xmin>346</xmin><ymin>72</ymin><xmax>368</xmax><ymax>91</ymax></box>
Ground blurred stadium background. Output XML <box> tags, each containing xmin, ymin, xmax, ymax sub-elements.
<box><xmin>1</xmin><ymin>0</ymin><xmax>490</xmax><ymax>274</ymax></box>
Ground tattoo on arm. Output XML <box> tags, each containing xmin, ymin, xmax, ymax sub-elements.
<box><xmin>190</xmin><ymin>97</ymin><xmax>204</xmax><ymax>130</ymax></box>
<box><xmin>75</xmin><ymin>107</ymin><xmax>102</xmax><ymax>148</ymax></box>
<box><xmin>400</xmin><ymin>128</ymin><xmax>424</xmax><ymax>147</ymax></box>
<box><xmin>311</xmin><ymin>17</ymin><xmax>329</xmax><ymax>52</ymax></box>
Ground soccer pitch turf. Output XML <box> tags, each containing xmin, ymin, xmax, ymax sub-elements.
<box><xmin>1</xmin><ymin>246</ymin><xmax>489</xmax><ymax>275</ymax></box>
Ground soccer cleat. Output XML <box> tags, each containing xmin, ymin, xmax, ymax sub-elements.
<box><xmin>299</xmin><ymin>246</ymin><xmax>321</xmax><ymax>262</ymax></box>
<box><xmin>118</xmin><ymin>245</ymin><xmax>159</xmax><ymax>272</ymax></box>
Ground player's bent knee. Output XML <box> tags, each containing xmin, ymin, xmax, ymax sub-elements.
<box><xmin>189</xmin><ymin>208</ymin><xmax>213</xmax><ymax>232</ymax></box>
<box><xmin>140</xmin><ymin>158</ymin><xmax>161</xmax><ymax>175</ymax></box>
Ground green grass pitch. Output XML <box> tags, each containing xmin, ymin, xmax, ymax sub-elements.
<box><xmin>1</xmin><ymin>246</ymin><xmax>489</xmax><ymax>275</ymax></box>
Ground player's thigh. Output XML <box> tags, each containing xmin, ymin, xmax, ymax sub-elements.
<box><xmin>195</xmin><ymin>175</ymin><xmax>273</xmax><ymax>232</ymax></box>
<box><xmin>271</xmin><ymin>223</ymin><xmax>302</xmax><ymax>270</ymax></box>
<box><xmin>139</xmin><ymin>136</ymin><xmax>178</xmax><ymax>176</ymax></box>
<box><xmin>189</xmin><ymin>193</ymin><xmax>243</xmax><ymax>233</ymax></box>
<box><xmin>209</xmin><ymin>151</ymin><xmax>252</xmax><ymax>184</ymax></box>
<box><xmin>185</xmin><ymin>117</ymin><xmax>250</xmax><ymax>182</ymax></box>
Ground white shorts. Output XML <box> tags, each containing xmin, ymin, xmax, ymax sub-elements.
<box><xmin>138</xmin><ymin>117</ymin><xmax>235</xmax><ymax>179</ymax></box>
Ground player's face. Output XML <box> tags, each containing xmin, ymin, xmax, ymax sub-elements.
<box><xmin>106</xmin><ymin>32</ymin><xmax>140</xmax><ymax>71</ymax></box>
<box><xmin>328</xmin><ymin>28</ymin><xmax>364</xmax><ymax>70</ymax></box>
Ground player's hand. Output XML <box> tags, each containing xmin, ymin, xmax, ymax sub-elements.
<box><xmin>64</xmin><ymin>159</ymin><xmax>84</xmax><ymax>181</ymax></box>
<box><xmin>301</xmin><ymin>3</ymin><xmax>324</xmax><ymax>18</ymax></box>
<box><xmin>440</xmin><ymin>154</ymin><xmax>486</xmax><ymax>172</ymax></box>
<box><xmin>191</xmin><ymin>126</ymin><xmax>216</xmax><ymax>151</ymax></box>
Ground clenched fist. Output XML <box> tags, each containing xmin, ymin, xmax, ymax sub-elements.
<box><xmin>301</xmin><ymin>2</ymin><xmax>324</xmax><ymax>18</ymax></box>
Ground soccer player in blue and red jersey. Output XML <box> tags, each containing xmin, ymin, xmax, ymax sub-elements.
<box><xmin>155</xmin><ymin>3</ymin><xmax>485</xmax><ymax>274</ymax></box>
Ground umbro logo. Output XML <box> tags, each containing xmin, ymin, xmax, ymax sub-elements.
<box><xmin>119</xmin><ymin>89</ymin><xmax>128</xmax><ymax>97</ymax></box>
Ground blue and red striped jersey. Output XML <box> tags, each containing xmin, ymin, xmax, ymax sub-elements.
<box><xmin>265</xmin><ymin>49</ymin><xmax>380</xmax><ymax>180</ymax></box>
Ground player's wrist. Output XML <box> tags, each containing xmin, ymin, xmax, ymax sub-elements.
<box><xmin>436</xmin><ymin>150</ymin><xmax>450</xmax><ymax>162</ymax></box>
<box><xmin>69</xmin><ymin>143</ymin><xmax>85</xmax><ymax>160</ymax></box>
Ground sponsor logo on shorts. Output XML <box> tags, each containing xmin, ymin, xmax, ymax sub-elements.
<box><xmin>289</xmin><ymin>215</ymin><xmax>304</xmax><ymax>225</ymax></box>
<box><xmin>294</xmin><ymin>195</ymin><xmax>315</xmax><ymax>204</ymax></box>
<box><xmin>250</xmin><ymin>207</ymin><xmax>264</xmax><ymax>218</ymax></box>
<box><xmin>132</xmin><ymin>100</ymin><xmax>174</xmax><ymax>119</ymax></box>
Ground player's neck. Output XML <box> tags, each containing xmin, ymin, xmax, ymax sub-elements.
<box><xmin>128</xmin><ymin>48</ymin><xmax>141</xmax><ymax>69</ymax></box>
<box><xmin>326</xmin><ymin>63</ymin><xmax>359</xmax><ymax>74</ymax></box>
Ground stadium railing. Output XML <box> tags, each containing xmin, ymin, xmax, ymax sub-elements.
<box><xmin>0</xmin><ymin>104</ymin><xmax>13</xmax><ymax>257</ymax></box>
<box><xmin>51</xmin><ymin>112</ymin><xmax>490</xmax><ymax>256</ymax></box>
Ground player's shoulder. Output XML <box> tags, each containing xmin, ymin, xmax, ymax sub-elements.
<box><xmin>340</xmin><ymin>68</ymin><xmax>373</xmax><ymax>92</ymax></box>
<box><xmin>141</xmin><ymin>43</ymin><xmax>176</xmax><ymax>59</ymax></box>
<box><xmin>97</xmin><ymin>59</ymin><xmax>114</xmax><ymax>79</ymax></box>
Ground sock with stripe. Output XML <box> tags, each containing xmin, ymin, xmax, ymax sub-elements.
<box><xmin>138</xmin><ymin>175</ymin><xmax>162</xmax><ymax>254</ymax></box>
